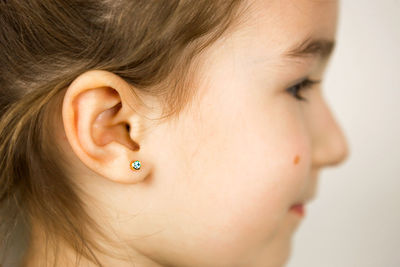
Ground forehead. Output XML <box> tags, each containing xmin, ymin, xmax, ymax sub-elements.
<box><xmin>229</xmin><ymin>0</ymin><xmax>338</xmax><ymax>61</ymax></box>
<box><xmin>240</xmin><ymin>0</ymin><xmax>338</xmax><ymax>35</ymax></box>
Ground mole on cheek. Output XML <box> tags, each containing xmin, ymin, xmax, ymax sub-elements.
<box><xmin>293</xmin><ymin>155</ymin><xmax>300</xmax><ymax>165</ymax></box>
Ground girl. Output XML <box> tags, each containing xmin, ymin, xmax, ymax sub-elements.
<box><xmin>0</xmin><ymin>0</ymin><xmax>349</xmax><ymax>266</ymax></box>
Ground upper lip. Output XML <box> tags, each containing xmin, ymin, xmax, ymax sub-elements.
<box><xmin>292</xmin><ymin>196</ymin><xmax>315</xmax><ymax>206</ymax></box>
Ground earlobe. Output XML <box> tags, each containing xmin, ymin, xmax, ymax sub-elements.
<box><xmin>62</xmin><ymin>70</ymin><xmax>152</xmax><ymax>184</ymax></box>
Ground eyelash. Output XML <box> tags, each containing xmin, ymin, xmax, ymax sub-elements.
<box><xmin>286</xmin><ymin>78</ymin><xmax>321</xmax><ymax>102</ymax></box>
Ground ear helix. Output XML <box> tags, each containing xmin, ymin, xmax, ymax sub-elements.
<box><xmin>130</xmin><ymin>160</ymin><xmax>141</xmax><ymax>171</ymax></box>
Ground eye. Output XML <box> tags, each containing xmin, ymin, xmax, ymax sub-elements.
<box><xmin>286</xmin><ymin>78</ymin><xmax>321</xmax><ymax>102</ymax></box>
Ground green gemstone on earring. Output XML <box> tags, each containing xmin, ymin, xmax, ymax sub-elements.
<box><xmin>132</xmin><ymin>160</ymin><xmax>141</xmax><ymax>170</ymax></box>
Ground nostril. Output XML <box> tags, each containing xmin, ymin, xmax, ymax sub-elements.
<box><xmin>126</xmin><ymin>124</ymin><xmax>130</xmax><ymax>132</ymax></box>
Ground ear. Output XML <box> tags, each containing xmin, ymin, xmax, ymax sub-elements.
<box><xmin>62</xmin><ymin>70</ymin><xmax>153</xmax><ymax>184</ymax></box>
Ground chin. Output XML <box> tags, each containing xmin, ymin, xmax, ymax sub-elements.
<box><xmin>242</xmin><ymin>238</ymin><xmax>293</xmax><ymax>267</ymax></box>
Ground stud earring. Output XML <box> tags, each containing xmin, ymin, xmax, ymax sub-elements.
<box><xmin>130</xmin><ymin>160</ymin><xmax>141</xmax><ymax>170</ymax></box>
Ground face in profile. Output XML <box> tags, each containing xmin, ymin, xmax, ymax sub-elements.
<box><xmin>113</xmin><ymin>0</ymin><xmax>349</xmax><ymax>266</ymax></box>
<box><xmin>62</xmin><ymin>0</ymin><xmax>349</xmax><ymax>266</ymax></box>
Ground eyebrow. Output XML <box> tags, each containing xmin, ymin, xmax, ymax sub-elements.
<box><xmin>283</xmin><ymin>36</ymin><xmax>336</xmax><ymax>60</ymax></box>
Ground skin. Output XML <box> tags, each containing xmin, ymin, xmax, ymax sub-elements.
<box><xmin>25</xmin><ymin>0</ymin><xmax>349</xmax><ymax>266</ymax></box>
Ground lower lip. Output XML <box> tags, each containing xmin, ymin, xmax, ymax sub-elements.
<box><xmin>290</xmin><ymin>204</ymin><xmax>305</xmax><ymax>217</ymax></box>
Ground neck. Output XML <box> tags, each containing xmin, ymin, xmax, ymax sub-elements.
<box><xmin>21</xmin><ymin>220</ymin><xmax>164</xmax><ymax>267</ymax></box>
<box><xmin>21</xmin><ymin>221</ymin><xmax>125</xmax><ymax>267</ymax></box>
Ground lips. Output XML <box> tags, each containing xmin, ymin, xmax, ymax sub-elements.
<box><xmin>289</xmin><ymin>203</ymin><xmax>305</xmax><ymax>217</ymax></box>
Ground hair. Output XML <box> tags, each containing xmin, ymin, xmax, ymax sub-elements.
<box><xmin>0</xmin><ymin>0</ymin><xmax>251</xmax><ymax>266</ymax></box>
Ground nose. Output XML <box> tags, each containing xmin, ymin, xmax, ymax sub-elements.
<box><xmin>311</xmin><ymin>99</ymin><xmax>350</xmax><ymax>169</ymax></box>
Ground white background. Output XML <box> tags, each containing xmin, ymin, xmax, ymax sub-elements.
<box><xmin>287</xmin><ymin>0</ymin><xmax>400</xmax><ymax>266</ymax></box>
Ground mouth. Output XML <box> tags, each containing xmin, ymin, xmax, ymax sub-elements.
<box><xmin>289</xmin><ymin>203</ymin><xmax>306</xmax><ymax>217</ymax></box>
<box><xmin>289</xmin><ymin>193</ymin><xmax>316</xmax><ymax>217</ymax></box>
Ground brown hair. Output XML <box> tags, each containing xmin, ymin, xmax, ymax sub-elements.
<box><xmin>0</xmin><ymin>0</ymin><xmax>250</xmax><ymax>265</ymax></box>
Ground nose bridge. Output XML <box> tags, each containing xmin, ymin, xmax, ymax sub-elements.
<box><xmin>311</xmin><ymin>99</ymin><xmax>350</xmax><ymax>169</ymax></box>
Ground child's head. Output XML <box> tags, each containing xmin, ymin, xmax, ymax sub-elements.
<box><xmin>0</xmin><ymin>0</ymin><xmax>349</xmax><ymax>266</ymax></box>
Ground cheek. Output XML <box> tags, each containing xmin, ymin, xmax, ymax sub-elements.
<box><xmin>182</xmin><ymin>107</ymin><xmax>312</xmax><ymax>258</ymax></box>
